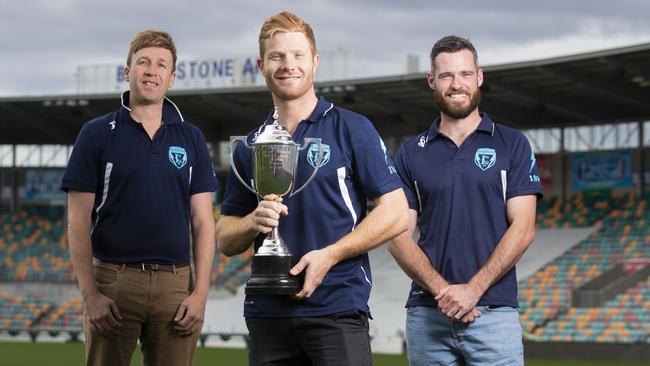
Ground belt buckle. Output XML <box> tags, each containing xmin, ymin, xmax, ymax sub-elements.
<box><xmin>141</xmin><ymin>263</ymin><xmax>159</xmax><ymax>271</ymax></box>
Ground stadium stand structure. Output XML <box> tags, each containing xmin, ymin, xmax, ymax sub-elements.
<box><xmin>0</xmin><ymin>206</ymin><xmax>70</xmax><ymax>282</ymax></box>
<box><xmin>521</xmin><ymin>193</ymin><xmax>650</xmax><ymax>345</ymax></box>
<box><xmin>211</xmin><ymin>206</ymin><xmax>254</xmax><ymax>292</ymax></box>
<box><xmin>535</xmin><ymin>192</ymin><xmax>630</xmax><ymax>229</ymax></box>
<box><xmin>0</xmin><ymin>291</ymin><xmax>52</xmax><ymax>332</ymax></box>
<box><xmin>39</xmin><ymin>297</ymin><xmax>83</xmax><ymax>331</ymax></box>
<box><xmin>2</xmin><ymin>42</ymin><xmax>650</xmax><ymax>360</ymax></box>
<box><xmin>0</xmin><ymin>204</ymin><xmax>253</xmax><ymax>343</ymax></box>
<box><xmin>0</xmin><ymin>204</ymin><xmax>251</xmax><ymax>288</ymax></box>
<box><xmin>212</xmin><ymin>250</ymin><xmax>253</xmax><ymax>292</ymax></box>
<box><xmin>2</xmin><ymin>194</ymin><xmax>650</xmax><ymax>360</ymax></box>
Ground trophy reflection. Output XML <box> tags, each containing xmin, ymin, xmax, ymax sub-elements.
<box><xmin>229</xmin><ymin>122</ymin><xmax>323</xmax><ymax>295</ymax></box>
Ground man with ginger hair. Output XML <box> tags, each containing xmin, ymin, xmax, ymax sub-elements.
<box><xmin>62</xmin><ymin>29</ymin><xmax>218</xmax><ymax>366</ymax></box>
<box><xmin>216</xmin><ymin>11</ymin><xmax>408</xmax><ymax>366</ymax></box>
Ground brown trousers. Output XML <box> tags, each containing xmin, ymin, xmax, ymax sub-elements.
<box><xmin>84</xmin><ymin>262</ymin><xmax>199</xmax><ymax>366</ymax></box>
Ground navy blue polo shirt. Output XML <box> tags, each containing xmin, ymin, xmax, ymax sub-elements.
<box><xmin>221</xmin><ymin>96</ymin><xmax>402</xmax><ymax>318</ymax></box>
<box><xmin>394</xmin><ymin>113</ymin><xmax>542</xmax><ymax>308</ymax></box>
<box><xmin>61</xmin><ymin>91</ymin><xmax>219</xmax><ymax>264</ymax></box>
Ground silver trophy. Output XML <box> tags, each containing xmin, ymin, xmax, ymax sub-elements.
<box><xmin>228</xmin><ymin>115</ymin><xmax>323</xmax><ymax>295</ymax></box>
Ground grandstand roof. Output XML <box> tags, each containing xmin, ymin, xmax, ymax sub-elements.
<box><xmin>2</xmin><ymin>43</ymin><xmax>650</xmax><ymax>144</ymax></box>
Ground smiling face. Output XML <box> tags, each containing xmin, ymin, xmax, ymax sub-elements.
<box><xmin>124</xmin><ymin>46</ymin><xmax>176</xmax><ymax>107</ymax></box>
<box><xmin>258</xmin><ymin>31</ymin><xmax>319</xmax><ymax>102</ymax></box>
<box><xmin>427</xmin><ymin>49</ymin><xmax>483</xmax><ymax>120</ymax></box>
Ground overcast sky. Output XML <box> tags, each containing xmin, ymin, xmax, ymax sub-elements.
<box><xmin>2</xmin><ymin>0</ymin><xmax>650</xmax><ymax>97</ymax></box>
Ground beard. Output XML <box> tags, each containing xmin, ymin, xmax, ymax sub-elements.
<box><xmin>264</xmin><ymin>71</ymin><xmax>314</xmax><ymax>101</ymax></box>
<box><xmin>434</xmin><ymin>87</ymin><xmax>481</xmax><ymax>119</ymax></box>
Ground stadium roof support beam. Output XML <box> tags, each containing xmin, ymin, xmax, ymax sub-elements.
<box><xmin>76</xmin><ymin>104</ymin><xmax>108</xmax><ymax>122</ymax></box>
<box><xmin>326</xmin><ymin>86</ymin><xmax>429</xmax><ymax>130</ymax></box>
<box><xmin>351</xmin><ymin>93</ymin><xmax>426</xmax><ymax>127</ymax></box>
<box><xmin>354</xmin><ymin>83</ymin><xmax>438</xmax><ymax>130</ymax></box>
<box><xmin>639</xmin><ymin>121</ymin><xmax>646</xmax><ymax>193</ymax></box>
<box><xmin>199</xmin><ymin>94</ymin><xmax>265</xmax><ymax>123</ymax></box>
<box><xmin>621</xmin><ymin>123</ymin><xmax>639</xmax><ymax>147</ymax></box>
<box><xmin>597</xmin><ymin>124</ymin><xmax>618</xmax><ymax>148</ymax></box>
<box><xmin>0</xmin><ymin>103</ymin><xmax>67</xmax><ymax>143</ymax></box>
<box><xmin>479</xmin><ymin>100</ymin><xmax>559</xmax><ymax>128</ymax></box>
<box><xmin>538</xmin><ymin>66</ymin><xmax>650</xmax><ymax>113</ymax></box>
<box><xmin>486</xmin><ymin>80</ymin><xmax>594</xmax><ymax>123</ymax></box>
<box><xmin>600</xmin><ymin>57</ymin><xmax>650</xmax><ymax>82</ymax></box>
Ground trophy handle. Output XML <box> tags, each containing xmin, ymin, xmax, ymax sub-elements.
<box><xmin>290</xmin><ymin>138</ymin><xmax>323</xmax><ymax>197</ymax></box>
<box><xmin>228</xmin><ymin>136</ymin><xmax>262</xmax><ymax>198</ymax></box>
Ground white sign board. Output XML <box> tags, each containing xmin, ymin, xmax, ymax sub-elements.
<box><xmin>76</xmin><ymin>50</ymin><xmax>350</xmax><ymax>94</ymax></box>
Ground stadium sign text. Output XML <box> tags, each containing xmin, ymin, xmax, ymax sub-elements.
<box><xmin>572</xmin><ymin>151</ymin><xmax>632</xmax><ymax>189</ymax></box>
<box><xmin>76</xmin><ymin>49</ymin><xmax>349</xmax><ymax>94</ymax></box>
<box><xmin>115</xmin><ymin>57</ymin><xmax>261</xmax><ymax>83</ymax></box>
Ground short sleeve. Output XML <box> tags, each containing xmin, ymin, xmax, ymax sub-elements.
<box><xmin>348</xmin><ymin>117</ymin><xmax>402</xmax><ymax>200</ymax></box>
<box><xmin>220</xmin><ymin>140</ymin><xmax>259</xmax><ymax>216</ymax></box>
<box><xmin>61</xmin><ymin>122</ymin><xmax>101</xmax><ymax>193</ymax></box>
<box><xmin>506</xmin><ymin>133</ymin><xmax>543</xmax><ymax>201</ymax></box>
<box><xmin>189</xmin><ymin>129</ymin><xmax>220</xmax><ymax>195</ymax></box>
<box><xmin>394</xmin><ymin>142</ymin><xmax>419</xmax><ymax>211</ymax></box>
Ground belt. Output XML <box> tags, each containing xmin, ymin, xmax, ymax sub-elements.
<box><xmin>95</xmin><ymin>259</ymin><xmax>190</xmax><ymax>272</ymax></box>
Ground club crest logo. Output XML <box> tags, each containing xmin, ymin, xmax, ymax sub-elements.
<box><xmin>475</xmin><ymin>148</ymin><xmax>496</xmax><ymax>171</ymax></box>
<box><xmin>168</xmin><ymin>146</ymin><xmax>188</xmax><ymax>169</ymax></box>
<box><xmin>307</xmin><ymin>143</ymin><xmax>330</xmax><ymax>168</ymax></box>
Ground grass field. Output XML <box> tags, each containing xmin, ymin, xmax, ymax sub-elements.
<box><xmin>2</xmin><ymin>342</ymin><xmax>649</xmax><ymax>366</ymax></box>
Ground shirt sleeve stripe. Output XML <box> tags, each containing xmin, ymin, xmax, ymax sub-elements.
<box><xmin>500</xmin><ymin>169</ymin><xmax>507</xmax><ymax>203</ymax></box>
<box><xmin>337</xmin><ymin>166</ymin><xmax>357</xmax><ymax>230</ymax></box>
<box><xmin>92</xmin><ymin>162</ymin><xmax>113</xmax><ymax>233</ymax></box>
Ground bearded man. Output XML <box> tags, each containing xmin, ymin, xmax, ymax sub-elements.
<box><xmin>389</xmin><ymin>35</ymin><xmax>542</xmax><ymax>366</ymax></box>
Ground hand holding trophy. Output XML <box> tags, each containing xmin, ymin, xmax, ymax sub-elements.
<box><xmin>228</xmin><ymin>113</ymin><xmax>323</xmax><ymax>295</ymax></box>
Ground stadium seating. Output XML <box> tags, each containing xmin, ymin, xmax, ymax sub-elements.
<box><xmin>3</xmin><ymin>194</ymin><xmax>649</xmax><ymax>347</ymax></box>
<box><xmin>211</xmin><ymin>205</ymin><xmax>254</xmax><ymax>289</ymax></box>
<box><xmin>532</xmin><ymin>274</ymin><xmax>650</xmax><ymax>343</ymax></box>
<box><xmin>39</xmin><ymin>297</ymin><xmax>83</xmax><ymax>330</ymax></box>
<box><xmin>0</xmin><ymin>291</ymin><xmax>53</xmax><ymax>330</ymax></box>
<box><xmin>522</xmin><ymin>193</ymin><xmax>650</xmax><ymax>343</ymax></box>
<box><xmin>212</xmin><ymin>249</ymin><xmax>254</xmax><ymax>289</ymax></box>
<box><xmin>0</xmin><ymin>204</ymin><xmax>253</xmax><ymax>287</ymax></box>
<box><xmin>0</xmin><ymin>205</ymin><xmax>71</xmax><ymax>282</ymax></box>
<box><xmin>536</xmin><ymin>192</ymin><xmax>629</xmax><ymax>229</ymax></box>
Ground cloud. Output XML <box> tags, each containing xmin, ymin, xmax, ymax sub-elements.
<box><xmin>1</xmin><ymin>0</ymin><xmax>649</xmax><ymax>96</ymax></box>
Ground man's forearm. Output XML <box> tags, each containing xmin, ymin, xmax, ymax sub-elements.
<box><xmin>325</xmin><ymin>189</ymin><xmax>408</xmax><ymax>263</ymax></box>
<box><xmin>216</xmin><ymin>214</ymin><xmax>257</xmax><ymax>257</ymax></box>
<box><xmin>388</xmin><ymin>233</ymin><xmax>448</xmax><ymax>296</ymax></box>
<box><xmin>68</xmin><ymin>222</ymin><xmax>98</xmax><ymax>299</ymax></box>
<box><xmin>191</xmin><ymin>215</ymin><xmax>217</xmax><ymax>296</ymax></box>
<box><xmin>469</xmin><ymin>219</ymin><xmax>535</xmax><ymax>295</ymax></box>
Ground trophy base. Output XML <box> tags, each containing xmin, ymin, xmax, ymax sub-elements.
<box><xmin>245</xmin><ymin>254</ymin><xmax>299</xmax><ymax>296</ymax></box>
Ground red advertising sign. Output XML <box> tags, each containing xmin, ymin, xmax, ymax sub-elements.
<box><xmin>537</xmin><ymin>155</ymin><xmax>553</xmax><ymax>189</ymax></box>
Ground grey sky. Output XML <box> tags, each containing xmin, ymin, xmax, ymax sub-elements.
<box><xmin>2</xmin><ymin>0</ymin><xmax>649</xmax><ymax>96</ymax></box>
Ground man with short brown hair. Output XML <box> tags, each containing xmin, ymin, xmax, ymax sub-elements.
<box><xmin>63</xmin><ymin>29</ymin><xmax>218</xmax><ymax>366</ymax></box>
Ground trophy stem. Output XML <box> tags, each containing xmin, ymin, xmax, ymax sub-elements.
<box><xmin>269</xmin><ymin>226</ymin><xmax>280</xmax><ymax>242</ymax></box>
<box><xmin>257</xmin><ymin>226</ymin><xmax>290</xmax><ymax>255</ymax></box>
<box><xmin>247</xmin><ymin>225</ymin><xmax>298</xmax><ymax>295</ymax></box>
